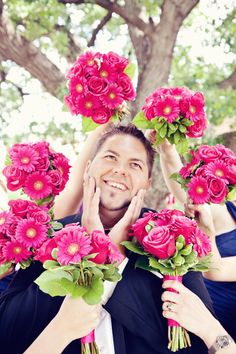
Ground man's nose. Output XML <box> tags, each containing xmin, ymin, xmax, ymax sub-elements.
<box><xmin>112</xmin><ymin>164</ymin><xmax>127</xmax><ymax>176</ymax></box>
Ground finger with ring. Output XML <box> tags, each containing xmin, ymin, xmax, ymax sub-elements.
<box><xmin>166</xmin><ymin>302</ymin><xmax>174</xmax><ymax>312</ymax></box>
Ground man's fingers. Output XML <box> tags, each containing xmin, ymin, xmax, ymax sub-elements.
<box><xmin>132</xmin><ymin>189</ymin><xmax>146</xmax><ymax>223</ymax></box>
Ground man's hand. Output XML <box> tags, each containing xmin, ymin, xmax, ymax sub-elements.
<box><xmin>109</xmin><ymin>189</ymin><xmax>146</xmax><ymax>255</ymax></box>
<box><xmin>82</xmin><ymin>175</ymin><xmax>104</xmax><ymax>233</ymax></box>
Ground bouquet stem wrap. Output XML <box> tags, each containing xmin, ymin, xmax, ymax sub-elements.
<box><xmin>163</xmin><ymin>275</ymin><xmax>191</xmax><ymax>352</ymax></box>
<box><xmin>81</xmin><ymin>330</ymin><xmax>99</xmax><ymax>354</ymax></box>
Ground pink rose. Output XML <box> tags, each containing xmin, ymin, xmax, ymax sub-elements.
<box><xmin>228</xmin><ymin>164</ymin><xmax>236</xmax><ymax>184</ymax></box>
<box><xmin>8</xmin><ymin>199</ymin><xmax>36</xmax><ymax>218</ymax></box>
<box><xmin>131</xmin><ymin>212</ymin><xmax>159</xmax><ymax>242</ymax></box>
<box><xmin>104</xmin><ymin>51</ymin><xmax>128</xmax><ymax>71</ymax></box>
<box><xmin>196</xmin><ymin>145</ymin><xmax>222</xmax><ymax>163</ymax></box>
<box><xmin>6</xmin><ymin>215</ymin><xmax>21</xmax><ymax>239</ymax></box>
<box><xmin>28</xmin><ymin>210</ymin><xmax>51</xmax><ymax>224</ymax></box>
<box><xmin>90</xmin><ymin>230</ymin><xmax>110</xmax><ymax>264</ymax></box>
<box><xmin>142</xmin><ymin>105</ymin><xmax>156</xmax><ymax>120</ymax></box>
<box><xmin>108</xmin><ymin>242</ymin><xmax>124</xmax><ymax>264</ymax></box>
<box><xmin>117</xmin><ymin>74</ymin><xmax>136</xmax><ymax>101</ymax></box>
<box><xmin>186</xmin><ymin>116</ymin><xmax>207</xmax><ymax>138</ymax></box>
<box><xmin>156</xmin><ymin>209</ymin><xmax>184</xmax><ymax>227</ymax></box>
<box><xmin>35</xmin><ymin>156</ymin><xmax>50</xmax><ymax>171</ymax></box>
<box><xmin>180</xmin><ymin>157</ymin><xmax>201</xmax><ymax>179</ymax></box>
<box><xmin>171</xmin><ymin>216</ymin><xmax>197</xmax><ymax>242</ymax></box>
<box><xmin>3</xmin><ymin>166</ymin><xmax>26</xmax><ymax>191</ymax></box>
<box><xmin>87</xmin><ymin>77</ymin><xmax>108</xmax><ymax>96</ymax></box>
<box><xmin>34</xmin><ymin>238</ymin><xmax>57</xmax><ymax>263</ymax></box>
<box><xmin>142</xmin><ymin>226</ymin><xmax>176</xmax><ymax>259</ymax></box>
<box><xmin>207</xmin><ymin>177</ymin><xmax>228</xmax><ymax>203</ymax></box>
<box><xmin>92</xmin><ymin>107</ymin><xmax>111</xmax><ymax>124</ymax></box>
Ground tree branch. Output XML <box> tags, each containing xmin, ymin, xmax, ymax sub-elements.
<box><xmin>0</xmin><ymin>14</ymin><xmax>65</xmax><ymax>97</ymax></box>
<box><xmin>54</xmin><ymin>24</ymin><xmax>83</xmax><ymax>62</ymax></box>
<box><xmin>88</xmin><ymin>10</ymin><xmax>112</xmax><ymax>47</ymax></box>
<box><xmin>218</xmin><ymin>67</ymin><xmax>236</xmax><ymax>90</ymax></box>
<box><xmin>58</xmin><ymin>0</ymin><xmax>150</xmax><ymax>34</ymax></box>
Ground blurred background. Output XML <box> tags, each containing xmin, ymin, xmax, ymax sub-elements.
<box><xmin>0</xmin><ymin>0</ymin><xmax>236</xmax><ymax>209</ymax></box>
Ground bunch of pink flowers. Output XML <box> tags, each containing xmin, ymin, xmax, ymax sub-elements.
<box><xmin>64</xmin><ymin>51</ymin><xmax>136</xmax><ymax>124</ymax></box>
<box><xmin>177</xmin><ymin>144</ymin><xmax>236</xmax><ymax>204</ymax></box>
<box><xmin>36</xmin><ymin>224</ymin><xmax>123</xmax><ymax>266</ymax></box>
<box><xmin>141</xmin><ymin>87</ymin><xmax>207</xmax><ymax>138</ymax></box>
<box><xmin>3</xmin><ymin>141</ymin><xmax>70</xmax><ymax>205</ymax></box>
<box><xmin>0</xmin><ymin>199</ymin><xmax>54</xmax><ymax>271</ymax></box>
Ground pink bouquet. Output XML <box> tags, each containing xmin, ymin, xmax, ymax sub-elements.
<box><xmin>35</xmin><ymin>224</ymin><xmax>123</xmax><ymax>354</ymax></box>
<box><xmin>132</xmin><ymin>87</ymin><xmax>207</xmax><ymax>155</ymax></box>
<box><xmin>172</xmin><ymin>144</ymin><xmax>236</xmax><ymax>204</ymax></box>
<box><xmin>0</xmin><ymin>199</ymin><xmax>60</xmax><ymax>276</ymax></box>
<box><xmin>3</xmin><ymin>141</ymin><xmax>70</xmax><ymax>207</ymax></box>
<box><xmin>122</xmin><ymin>209</ymin><xmax>212</xmax><ymax>352</ymax></box>
<box><xmin>64</xmin><ymin>51</ymin><xmax>136</xmax><ymax>131</ymax></box>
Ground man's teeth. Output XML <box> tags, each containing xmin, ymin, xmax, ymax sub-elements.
<box><xmin>106</xmin><ymin>181</ymin><xmax>127</xmax><ymax>190</ymax></box>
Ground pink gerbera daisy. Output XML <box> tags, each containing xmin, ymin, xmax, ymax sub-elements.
<box><xmin>154</xmin><ymin>96</ymin><xmax>179</xmax><ymax>123</ymax></box>
<box><xmin>205</xmin><ymin>161</ymin><xmax>229</xmax><ymax>182</ymax></box>
<box><xmin>0</xmin><ymin>211</ymin><xmax>11</xmax><ymax>233</ymax></box>
<box><xmin>24</xmin><ymin>172</ymin><xmax>52</xmax><ymax>200</ymax></box>
<box><xmin>15</xmin><ymin>218</ymin><xmax>48</xmax><ymax>248</ymax></box>
<box><xmin>57</xmin><ymin>227</ymin><xmax>92</xmax><ymax>265</ymax></box>
<box><xmin>10</xmin><ymin>145</ymin><xmax>39</xmax><ymax>172</ymax></box>
<box><xmin>76</xmin><ymin>94</ymin><xmax>100</xmax><ymax>117</ymax></box>
<box><xmin>182</xmin><ymin>93</ymin><xmax>205</xmax><ymax>122</ymax></box>
<box><xmin>100</xmin><ymin>84</ymin><xmax>123</xmax><ymax>109</ymax></box>
<box><xmin>192</xmin><ymin>228</ymin><xmax>211</xmax><ymax>257</ymax></box>
<box><xmin>187</xmin><ymin>176</ymin><xmax>210</xmax><ymax>204</ymax></box>
<box><xmin>53</xmin><ymin>154</ymin><xmax>71</xmax><ymax>182</ymax></box>
<box><xmin>2</xmin><ymin>240</ymin><xmax>32</xmax><ymax>263</ymax></box>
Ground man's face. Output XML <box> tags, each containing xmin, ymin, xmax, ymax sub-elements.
<box><xmin>87</xmin><ymin>134</ymin><xmax>151</xmax><ymax>211</ymax></box>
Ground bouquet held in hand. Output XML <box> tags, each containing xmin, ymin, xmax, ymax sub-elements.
<box><xmin>132</xmin><ymin>87</ymin><xmax>207</xmax><ymax>155</ymax></box>
<box><xmin>122</xmin><ymin>208</ymin><xmax>212</xmax><ymax>352</ymax></box>
<box><xmin>35</xmin><ymin>224</ymin><xmax>123</xmax><ymax>354</ymax></box>
<box><xmin>3</xmin><ymin>141</ymin><xmax>70</xmax><ymax>207</ymax></box>
<box><xmin>171</xmin><ymin>143</ymin><xmax>236</xmax><ymax>204</ymax></box>
<box><xmin>64</xmin><ymin>51</ymin><xmax>136</xmax><ymax>131</ymax></box>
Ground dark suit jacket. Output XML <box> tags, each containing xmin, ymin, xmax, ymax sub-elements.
<box><xmin>0</xmin><ymin>211</ymin><xmax>214</xmax><ymax>354</ymax></box>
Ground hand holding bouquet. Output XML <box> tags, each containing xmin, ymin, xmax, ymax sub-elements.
<box><xmin>132</xmin><ymin>87</ymin><xmax>207</xmax><ymax>155</ymax></box>
<box><xmin>122</xmin><ymin>208</ymin><xmax>212</xmax><ymax>352</ymax></box>
<box><xmin>35</xmin><ymin>224</ymin><xmax>123</xmax><ymax>354</ymax></box>
<box><xmin>171</xmin><ymin>143</ymin><xmax>236</xmax><ymax>204</ymax></box>
<box><xmin>64</xmin><ymin>51</ymin><xmax>136</xmax><ymax>132</ymax></box>
<box><xmin>3</xmin><ymin>141</ymin><xmax>70</xmax><ymax>207</ymax></box>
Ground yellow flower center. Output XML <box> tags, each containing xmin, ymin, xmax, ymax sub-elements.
<box><xmin>34</xmin><ymin>181</ymin><xmax>43</xmax><ymax>190</ymax></box>
<box><xmin>85</xmin><ymin>101</ymin><xmax>92</xmax><ymax>108</ymax></box>
<box><xmin>100</xmin><ymin>70</ymin><xmax>108</xmax><ymax>78</ymax></box>
<box><xmin>190</xmin><ymin>105</ymin><xmax>196</xmax><ymax>114</ymax></box>
<box><xmin>26</xmin><ymin>228</ymin><xmax>37</xmax><ymax>238</ymax></box>
<box><xmin>0</xmin><ymin>217</ymin><xmax>5</xmax><ymax>225</ymax></box>
<box><xmin>14</xmin><ymin>247</ymin><xmax>22</xmax><ymax>254</ymax></box>
<box><xmin>87</xmin><ymin>59</ymin><xmax>94</xmax><ymax>66</ymax></box>
<box><xmin>109</xmin><ymin>92</ymin><xmax>116</xmax><ymax>100</ymax></box>
<box><xmin>21</xmin><ymin>157</ymin><xmax>30</xmax><ymax>164</ymax></box>
<box><xmin>76</xmin><ymin>84</ymin><xmax>83</xmax><ymax>93</ymax></box>
<box><xmin>215</xmin><ymin>169</ymin><xmax>223</xmax><ymax>177</ymax></box>
<box><xmin>196</xmin><ymin>186</ymin><xmax>204</xmax><ymax>194</ymax></box>
<box><xmin>68</xmin><ymin>243</ymin><xmax>79</xmax><ymax>255</ymax></box>
<box><xmin>163</xmin><ymin>106</ymin><xmax>171</xmax><ymax>114</ymax></box>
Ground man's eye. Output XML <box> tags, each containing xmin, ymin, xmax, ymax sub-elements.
<box><xmin>105</xmin><ymin>155</ymin><xmax>116</xmax><ymax>160</ymax></box>
<box><xmin>131</xmin><ymin>162</ymin><xmax>142</xmax><ymax>169</ymax></box>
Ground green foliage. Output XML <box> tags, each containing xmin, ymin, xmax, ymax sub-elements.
<box><xmin>0</xmin><ymin>262</ymin><xmax>12</xmax><ymax>277</ymax></box>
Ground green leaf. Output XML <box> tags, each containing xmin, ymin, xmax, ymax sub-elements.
<box><xmin>154</xmin><ymin>133</ymin><xmax>165</xmax><ymax>146</ymax></box>
<box><xmin>83</xmin><ymin>276</ymin><xmax>104</xmax><ymax>305</ymax></box>
<box><xmin>52</xmin><ymin>248</ymin><xmax>58</xmax><ymax>260</ymax></box>
<box><xmin>81</xmin><ymin>116</ymin><xmax>99</xmax><ymax>133</ymax></box>
<box><xmin>179</xmin><ymin>125</ymin><xmax>187</xmax><ymax>133</ymax></box>
<box><xmin>61</xmin><ymin>278</ymin><xmax>88</xmax><ymax>298</ymax></box>
<box><xmin>181</xmin><ymin>244</ymin><xmax>193</xmax><ymax>256</ymax></box>
<box><xmin>0</xmin><ymin>262</ymin><xmax>12</xmax><ymax>276</ymax></box>
<box><xmin>176</xmin><ymin>139</ymin><xmax>189</xmax><ymax>155</ymax></box>
<box><xmin>135</xmin><ymin>256</ymin><xmax>152</xmax><ymax>271</ymax></box>
<box><xmin>51</xmin><ymin>221</ymin><xmax>63</xmax><ymax>230</ymax></box>
<box><xmin>121</xmin><ymin>241</ymin><xmax>147</xmax><ymax>255</ymax></box>
<box><xmin>173</xmin><ymin>255</ymin><xmax>185</xmax><ymax>266</ymax></box>
<box><xmin>4</xmin><ymin>154</ymin><xmax>12</xmax><ymax>166</ymax></box>
<box><xmin>124</xmin><ymin>62</ymin><xmax>136</xmax><ymax>80</ymax></box>
<box><xmin>227</xmin><ymin>187</ymin><xmax>236</xmax><ymax>201</ymax></box>
<box><xmin>173</xmin><ymin>131</ymin><xmax>181</xmax><ymax>144</ymax></box>
<box><xmin>168</xmin><ymin>123</ymin><xmax>177</xmax><ymax>132</ymax></box>
<box><xmin>181</xmin><ymin>119</ymin><xmax>192</xmax><ymax>127</ymax></box>
<box><xmin>132</xmin><ymin>111</ymin><xmax>152</xmax><ymax>129</ymax></box>
<box><xmin>35</xmin><ymin>269</ymin><xmax>73</xmax><ymax>297</ymax></box>
<box><xmin>159</xmin><ymin>123</ymin><xmax>168</xmax><ymax>138</ymax></box>
<box><xmin>43</xmin><ymin>260</ymin><xmax>60</xmax><ymax>269</ymax></box>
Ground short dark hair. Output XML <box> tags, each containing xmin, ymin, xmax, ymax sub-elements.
<box><xmin>93</xmin><ymin>123</ymin><xmax>155</xmax><ymax>177</ymax></box>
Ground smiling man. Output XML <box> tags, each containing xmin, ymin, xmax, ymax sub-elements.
<box><xmin>0</xmin><ymin>124</ymin><xmax>213</xmax><ymax>354</ymax></box>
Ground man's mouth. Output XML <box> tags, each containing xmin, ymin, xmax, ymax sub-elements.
<box><xmin>104</xmin><ymin>180</ymin><xmax>128</xmax><ymax>191</ymax></box>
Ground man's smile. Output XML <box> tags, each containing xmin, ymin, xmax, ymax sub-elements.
<box><xmin>103</xmin><ymin>180</ymin><xmax>129</xmax><ymax>191</ymax></box>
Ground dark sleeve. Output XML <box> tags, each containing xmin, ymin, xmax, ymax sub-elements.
<box><xmin>0</xmin><ymin>262</ymin><xmax>63</xmax><ymax>354</ymax></box>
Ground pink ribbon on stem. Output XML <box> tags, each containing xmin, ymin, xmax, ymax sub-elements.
<box><xmin>81</xmin><ymin>330</ymin><xmax>95</xmax><ymax>344</ymax></box>
<box><xmin>163</xmin><ymin>275</ymin><xmax>183</xmax><ymax>327</ymax></box>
